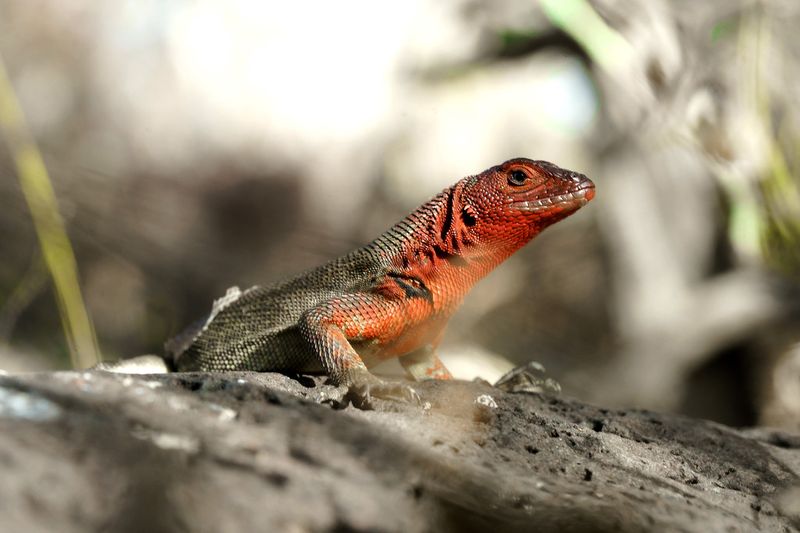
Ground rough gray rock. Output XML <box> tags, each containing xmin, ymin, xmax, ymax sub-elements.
<box><xmin>0</xmin><ymin>371</ymin><xmax>798</xmax><ymax>532</ymax></box>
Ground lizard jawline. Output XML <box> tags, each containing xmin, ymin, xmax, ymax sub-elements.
<box><xmin>510</xmin><ymin>189</ymin><xmax>593</xmax><ymax>213</ymax></box>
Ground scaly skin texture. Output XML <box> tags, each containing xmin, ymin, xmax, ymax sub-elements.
<box><xmin>166</xmin><ymin>158</ymin><xmax>594</xmax><ymax>400</ymax></box>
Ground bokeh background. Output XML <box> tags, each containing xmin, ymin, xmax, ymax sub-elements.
<box><xmin>2</xmin><ymin>0</ymin><xmax>800</xmax><ymax>429</ymax></box>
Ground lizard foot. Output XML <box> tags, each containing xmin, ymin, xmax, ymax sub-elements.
<box><xmin>494</xmin><ymin>361</ymin><xmax>561</xmax><ymax>394</ymax></box>
<box><xmin>344</xmin><ymin>376</ymin><xmax>422</xmax><ymax>410</ymax></box>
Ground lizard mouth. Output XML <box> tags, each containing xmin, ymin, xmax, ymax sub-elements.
<box><xmin>512</xmin><ymin>184</ymin><xmax>595</xmax><ymax>213</ymax></box>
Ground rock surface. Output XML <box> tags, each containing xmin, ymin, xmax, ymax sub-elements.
<box><xmin>0</xmin><ymin>371</ymin><xmax>798</xmax><ymax>532</ymax></box>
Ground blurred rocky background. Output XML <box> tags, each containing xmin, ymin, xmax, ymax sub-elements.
<box><xmin>2</xmin><ymin>0</ymin><xmax>800</xmax><ymax>429</ymax></box>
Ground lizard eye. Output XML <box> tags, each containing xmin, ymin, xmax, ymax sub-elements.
<box><xmin>508</xmin><ymin>169</ymin><xmax>528</xmax><ymax>186</ymax></box>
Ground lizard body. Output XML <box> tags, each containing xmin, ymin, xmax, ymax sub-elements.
<box><xmin>166</xmin><ymin>158</ymin><xmax>594</xmax><ymax>400</ymax></box>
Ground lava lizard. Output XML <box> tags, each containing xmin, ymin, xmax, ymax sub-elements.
<box><xmin>103</xmin><ymin>158</ymin><xmax>595</xmax><ymax>404</ymax></box>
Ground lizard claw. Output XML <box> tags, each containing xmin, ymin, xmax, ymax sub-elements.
<box><xmin>344</xmin><ymin>377</ymin><xmax>422</xmax><ymax>410</ymax></box>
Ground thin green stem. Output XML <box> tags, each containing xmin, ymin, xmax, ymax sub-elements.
<box><xmin>0</xmin><ymin>54</ymin><xmax>101</xmax><ymax>368</ymax></box>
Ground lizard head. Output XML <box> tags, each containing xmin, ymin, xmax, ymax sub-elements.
<box><xmin>449</xmin><ymin>158</ymin><xmax>595</xmax><ymax>256</ymax></box>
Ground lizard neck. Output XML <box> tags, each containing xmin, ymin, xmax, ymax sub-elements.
<box><xmin>371</xmin><ymin>185</ymin><xmax>519</xmax><ymax>304</ymax></box>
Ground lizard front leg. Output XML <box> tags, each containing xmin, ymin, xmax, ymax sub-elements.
<box><xmin>298</xmin><ymin>293</ymin><xmax>421</xmax><ymax>406</ymax></box>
